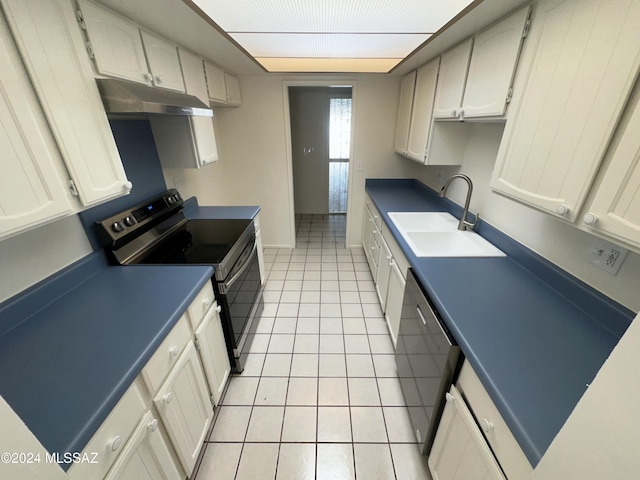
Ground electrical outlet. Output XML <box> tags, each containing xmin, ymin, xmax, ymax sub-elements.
<box><xmin>587</xmin><ymin>239</ymin><xmax>628</xmax><ymax>275</ymax></box>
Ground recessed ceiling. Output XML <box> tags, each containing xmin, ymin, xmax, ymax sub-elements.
<box><xmin>187</xmin><ymin>0</ymin><xmax>478</xmax><ymax>73</ymax></box>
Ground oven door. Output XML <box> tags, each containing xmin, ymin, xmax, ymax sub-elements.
<box><xmin>216</xmin><ymin>235</ymin><xmax>263</xmax><ymax>372</ymax></box>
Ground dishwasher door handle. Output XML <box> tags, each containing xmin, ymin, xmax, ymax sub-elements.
<box><xmin>417</xmin><ymin>304</ymin><xmax>453</xmax><ymax>347</ymax></box>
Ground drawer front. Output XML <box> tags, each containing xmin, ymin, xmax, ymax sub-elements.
<box><xmin>68</xmin><ymin>380</ymin><xmax>147</xmax><ymax>480</ymax></box>
<box><xmin>457</xmin><ymin>361</ymin><xmax>533</xmax><ymax>480</ymax></box>
<box><xmin>187</xmin><ymin>282</ymin><xmax>215</xmax><ymax>331</ymax></box>
<box><xmin>142</xmin><ymin>315</ymin><xmax>192</xmax><ymax>395</ymax></box>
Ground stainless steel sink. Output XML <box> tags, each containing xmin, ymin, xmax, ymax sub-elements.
<box><xmin>388</xmin><ymin>212</ymin><xmax>505</xmax><ymax>258</ymax></box>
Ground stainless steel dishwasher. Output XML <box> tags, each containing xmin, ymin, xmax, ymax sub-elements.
<box><xmin>395</xmin><ymin>268</ymin><xmax>462</xmax><ymax>455</ymax></box>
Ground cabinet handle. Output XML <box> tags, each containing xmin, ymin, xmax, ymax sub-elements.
<box><xmin>556</xmin><ymin>204</ymin><xmax>570</xmax><ymax>216</ymax></box>
<box><xmin>445</xmin><ymin>392</ymin><xmax>454</xmax><ymax>403</ymax></box>
<box><xmin>203</xmin><ymin>297</ymin><xmax>212</xmax><ymax>310</ymax></box>
<box><xmin>451</xmin><ymin>108</ymin><xmax>458</xmax><ymax>117</ymax></box>
<box><xmin>123</xmin><ymin>181</ymin><xmax>133</xmax><ymax>191</ymax></box>
<box><xmin>416</xmin><ymin>306</ymin><xmax>427</xmax><ymax>326</ymax></box>
<box><xmin>143</xmin><ymin>72</ymin><xmax>153</xmax><ymax>83</ymax></box>
<box><xmin>110</xmin><ymin>435</ymin><xmax>122</xmax><ymax>452</ymax></box>
<box><xmin>169</xmin><ymin>345</ymin><xmax>180</xmax><ymax>357</ymax></box>
<box><xmin>155</xmin><ymin>75</ymin><xmax>164</xmax><ymax>85</ymax></box>
<box><xmin>148</xmin><ymin>418</ymin><xmax>158</xmax><ymax>433</ymax></box>
<box><xmin>481</xmin><ymin>418</ymin><xmax>494</xmax><ymax>433</ymax></box>
<box><xmin>165</xmin><ymin>392</ymin><xmax>173</xmax><ymax>405</ymax></box>
<box><xmin>215</xmin><ymin>305</ymin><xmax>222</xmax><ymax>314</ymax></box>
<box><xmin>583</xmin><ymin>212</ymin><xmax>598</xmax><ymax>225</ymax></box>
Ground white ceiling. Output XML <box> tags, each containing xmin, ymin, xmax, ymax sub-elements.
<box><xmin>189</xmin><ymin>0</ymin><xmax>475</xmax><ymax>72</ymax></box>
<box><xmin>96</xmin><ymin>0</ymin><xmax>531</xmax><ymax>76</ymax></box>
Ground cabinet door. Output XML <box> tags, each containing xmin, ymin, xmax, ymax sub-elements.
<box><xmin>583</xmin><ymin>92</ymin><xmax>640</xmax><ymax>248</ymax></box>
<box><xmin>385</xmin><ymin>259</ymin><xmax>406</xmax><ymax>348</ymax></box>
<box><xmin>362</xmin><ymin>205</ymin><xmax>375</xmax><ymax>269</ymax></box>
<box><xmin>195</xmin><ymin>304</ymin><xmax>231</xmax><ymax>406</ymax></box>
<box><xmin>376</xmin><ymin>237</ymin><xmax>392</xmax><ymax>313</ymax></box>
<box><xmin>407</xmin><ymin>59</ymin><xmax>439</xmax><ymax>163</ymax></box>
<box><xmin>225</xmin><ymin>73</ymin><xmax>242</xmax><ymax>105</ymax></box>
<box><xmin>154</xmin><ymin>341</ymin><xmax>213</xmax><ymax>475</ymax></box>
<box><xmin>4</xmin><ymin>0</ymin><xmax>131</xmax><ymax>208</ymax></box>
<box><xmin>204</xmin><ymin>61</ymin><xmax>228</xmax><ymax>103</ymax></box>
<box><xmin>428</xmin><ymin>386</ymin><xmax>506</xmax><ymax>480</ymax></box>
<box><xmin>104</xmin><ymin>411</ymin><xmax>183</xmax><ymax>480</ymax></box>
<box><xmin>179</xmin><ymin>48</ymin><xmax>209</xmax><ymax>104</ymax></box>
<box><xmin>462</xmin><ymin>7</ymin><xmax>530</xmax><ymax>118</ymax></box>
<box><xmin>394</xmin><ymin>70</ymin><xmax>416</xmax><ymax>155</ymax></box>
<box><xmin>140</xmin><ymin>31</ymin><xmax>185</xmax><ymax>92</ymax></box>
<box><xmin>79</xmin><ymin>0</ymin><xmax>151</xmax><ymax>85</ymax></box>
<box><xmin>0</xmin><ymin>17</ymin><xmax>72</xmax><ymax>239</ymax></box>
<box><xmin>491</xmin><ymin>0</ymin><xmax>640</xmax><ymax>222</ymax></box>
<box><xmin>432</xmin><ymin>39</ymin><xmax>473</xmax><ymax>119</ymax></box>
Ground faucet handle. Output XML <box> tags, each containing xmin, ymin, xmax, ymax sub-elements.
<box><xmin>463</xmin><ymin>212</ymin><xmax>479</xmax><ymax>231</ymax></box>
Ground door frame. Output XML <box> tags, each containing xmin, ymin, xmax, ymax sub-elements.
<box><xmin>282</xmin><ymin>80</ymin><xmax>357</xmax><ymax>248</ymax></box>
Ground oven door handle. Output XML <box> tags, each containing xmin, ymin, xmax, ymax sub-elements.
<box><xmin>220</xmin><ymin>240</ymin><xmax>258</xmax><ymax>294</ymax></box>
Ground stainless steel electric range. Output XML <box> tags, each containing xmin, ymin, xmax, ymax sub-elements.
<box><xmin>96</xmin><ymin>189</ymin><xmax>263</xmax><ymax>373</ymax></box>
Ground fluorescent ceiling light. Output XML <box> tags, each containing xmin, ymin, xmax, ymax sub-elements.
<box><xmin>188</xmin><ymin>0</ymin><xmax>477</xmax><ymax>73</ymax></box>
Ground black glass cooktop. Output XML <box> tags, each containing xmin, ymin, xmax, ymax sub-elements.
<box><xmin>136</xmin><ymin>218</ymin><xmax>253</xmax><ymax>266</ymax></box>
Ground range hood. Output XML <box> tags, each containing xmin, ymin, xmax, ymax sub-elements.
<box><xmin>96</xmin><ymin>78</ymin><xmax>213</xmax><ymax>117</ymax></box>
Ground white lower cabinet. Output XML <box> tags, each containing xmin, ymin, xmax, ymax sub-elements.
<box><xmin>70</xmin><ymin>291</ymin><xmax>219</xmax><ymax>480</ymax></box>
<box><xmin>104</xmin><ymin>411</ymin><xmax>183</xmax><ymax>480</ymax></box>
<box><xmin>456</xmin><ymin>361</ymin><xmax>533</xmax><ymax>480</ymax></box>
<box><xmin>68</xmin><ymin>381</ymin><xmax>148</xmax><ymax>480</ymax></box>
<box><xmin>385</xmin><ymin>259</ymin><xmax>406</xmax><ymax>348</ymax></box>
<box><xmin>362</xmin><ymin>197</ymin><xmax>409</xmax><ymax>349</ymax></box>
<box><xmin>153</xmin><ymin>341</ymin><xmax>213</xmax><ymax>475</ymax></box>
<box><xmin>429</xmin><ymin>385</ymin><xmax>506</xmax><ymax>480</ymax></box>
<box><xmin>195</xmin><ymin>303</ymin><xmax>231</xmax><ymax>406</ymax></box>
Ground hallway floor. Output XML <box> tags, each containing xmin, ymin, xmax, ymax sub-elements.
<box><xmin>193</xmin><ymin>214</ymin><xmax>432</xmax><ymax>480</ymax></box>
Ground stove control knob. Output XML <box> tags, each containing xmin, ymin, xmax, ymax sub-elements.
<box><xmin>167</xmin><ymin>196</ymin><xmax>176</xmax><ymax>205</ymax></box>
<box><xmin>123</xmin><ymin>216</ymin><xmax>136</xmax><ymax>227</ymax></box>
<box><xmin>111</xmin><ymin>221</ymin><xmax>125</xmax><ymax>233</ymax></box>
<box><xmin>174</xmin><ymin>194</ymin><xmax>180</xmax><ymax>202</ymax></box>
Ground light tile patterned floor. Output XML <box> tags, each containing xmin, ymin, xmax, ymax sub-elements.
<box><xmin>194</xmin><ymin>214</ymin><xmax>432</xmax><ymax>480</ymax></box>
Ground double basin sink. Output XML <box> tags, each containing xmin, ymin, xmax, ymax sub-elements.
<box><xmin>388</xmin><ymin>212</ymin><xmax>505</xmax><ymax>257</ymax></box>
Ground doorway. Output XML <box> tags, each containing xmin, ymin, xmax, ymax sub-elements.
<box><xmin>289</xmin><ymin>87</ymin><xmax>353</xmax><ymax>215</ymax></box>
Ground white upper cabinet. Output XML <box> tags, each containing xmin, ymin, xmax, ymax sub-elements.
<box><xmin>224</xmin><ymin>72</ymin><xmax>242</xmax><ymax>105</ymax></box>
<box><xmin>204</xmin><ymin>61</ymin><xmax>228</xmax><ymax>103</ymax></box>
<box><xmin>394</xmin><ymin>70</ymin><xmax>416</xmax><ymax>155</ymax></box>
<box><xmin>140</xmin><ymin>31</ymin><xmax>185</xmax><ymax>92</ymax></box>
<box><xmin>462</xmin><ymin>6</ymin><xmax>530</xmax><ymax>118</ymax></box>
<box><xmin>78</xmin><ymin>0</ymin><xmax>151</xmax><ymax>85</ymax></box>
<box><xmin>582</xmin><ymin>90</ymin><xmax>640</xmax><ymax>250</ymax></box>
<box><xmin>0</xmin><ymin>14</ymin><xmax>72</xmax><ymax>240</ymax></box>
<box><xmin>407</xmin><ymin>59</ymin><xmax>440</xmax><ymax>162</ymax></box>
<box><xmin>204</xmin><ymin>61</ymin><xmax>242</xmax><ymax>106</ymax></box>
<box><xmin>491</xmin><ymin>0</ymin><xmax>640</xmax><ymax>222</ymax></box>
<box><xmin>3</xmin><ymin>0</ymin><xmax>130</xmax><ymax>210</ymax></box>
<box><xmin>434</xmin><ymin>6</ymin><xmax>530</xmax><ymax>121</ymax></box>
<box><xmin>179</xmin><ymin>48</ymin><xmax>209</xmax><ymax>103</ymax></box>
<box><xmin>433</xmin><ymin>39</ymin><xmax>473</xmax><ymax>119</ymax></box>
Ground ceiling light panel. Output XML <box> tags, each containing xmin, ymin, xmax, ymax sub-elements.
<box><xmin>192</xmin><ymin>0</ymin><xmax>475</xmax><ymax>33</ymax></box>
<box><xmin>256</xmin><ymin>57</ymin><xmax>401</xmax><ymax>73</ymax></box>
<box><xmin>230</xmin><ymin>33</ymin><xmax>431</xmax><ymax>58</ymax></box>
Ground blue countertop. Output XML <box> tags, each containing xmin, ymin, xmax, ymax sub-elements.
<box><xmin>0</xmin><ymin>252</ymin><xmax>212</xmax><ymax>469</ymax></box>
<box><xmin>366</xmin><ymin>179</ymin><xmax>634</xmax><ymax>466</ymax></box>
<box><xmin>183</xmin><ymin>197</ymin><xmax>260</xmax><ymax>221</ymax></box>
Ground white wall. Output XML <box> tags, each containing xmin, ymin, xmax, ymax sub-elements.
<box><xmin>169</xmin><ymin>74</ymin><xmax>405</xmax><ymax>249</ymax></box>
<box><xmin>400</xmin><ymin>122</ymin><xmax>640</xmax><ymax>312</ymax></box>
<box><xmin>0</xmin><ymin>215</ymin><xmax>92</xmax><ymax>303</ymax></box>
<box><xmin>531</xmin><ymin>312</ymin><xmax>640</xmax><ymax>478</ymax></box>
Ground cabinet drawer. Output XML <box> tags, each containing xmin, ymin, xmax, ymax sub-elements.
<box><xmin>142</xmin><ymin>316</ymin><xmax>192</xmax><ymax>395</ymax></box>
<box><xmin>68</xmin><ymin>380</ymin><xmax>146</xmax><ymax>480</ymax></box>
<box><xmin>457</xmin><ymin>361</ymin><xmax>533</xmax><ymax>480</ymax></box>
<box><xmin>187</xmin><ymin>282</ymin><xmax>215</xmax><ymax>331</ymax></box>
